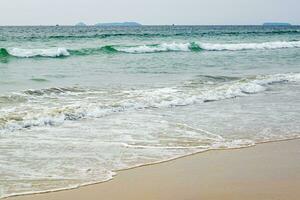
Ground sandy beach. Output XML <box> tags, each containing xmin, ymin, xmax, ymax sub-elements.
<box><xmin>6</xmin><ymin>139</ymin><xmax>300</xmax><ymax>200</ymax></box>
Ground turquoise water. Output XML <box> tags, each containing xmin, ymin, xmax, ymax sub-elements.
<box><xmin>1</xmin><ymin>26</ymin><xmax>300</xmax><ymax>198</ymax></box>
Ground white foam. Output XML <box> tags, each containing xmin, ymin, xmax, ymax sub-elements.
<box><xmin>117</xmin><ymin>42</ymin><xmax>191</xmax><ymax>53</ymax></box>
<box><xmin>1</xmin><ymin>73</ymin><xmax>300</xmax><ymax>198</ymax></box>
<box><xmin>198</xmin><ymin>41</ymin><xmax>300</xmax><ymax>51</ymax></box>
<box><xmin>212</xmin><ymin>139</ymin><xmax>256</xmax><ymax>149</ymax></box>
<box><xmin>1</xmin><ymin>73</ymin><xmax>300</xmax><ymax>133</ymax></box>
<box><xmin>6</xmin><ymin>41</ymin><xmax>300</xmax><ymax>58</ymax></box>
<box><xmin>8</xmin><ymin>48</ymin><xmax>70</xmax><ymax>58</ymax></box>
<box><xmin>114</xmin><ymin>41</ymin><xmax>300</xmax><ymax>53</ymax></box>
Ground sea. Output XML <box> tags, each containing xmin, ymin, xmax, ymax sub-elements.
<box><xmin>1</xmin><ymin>25</ymin><xmax>300</xmax><ymax>198</ymax></box>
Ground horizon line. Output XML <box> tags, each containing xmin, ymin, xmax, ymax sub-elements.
<box><xmin>0</xmin><ymin>24</ymin><xmax>299</xmax><ymax>27</ymax></box>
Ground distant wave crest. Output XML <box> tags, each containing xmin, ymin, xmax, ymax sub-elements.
<box><xmin>3</xmin><ymin>29</ymin><xmax>300</xmax><ymax>41</ymax></box>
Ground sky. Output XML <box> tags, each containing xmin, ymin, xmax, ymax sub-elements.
<box><xmin>0</xmin><ymin>0</ymin><xmax>299</xmax><ymax>25</ymax></box>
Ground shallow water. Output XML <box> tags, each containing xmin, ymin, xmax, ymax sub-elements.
<box><xmin>1</xmin><ymin>25</ymin><xmax>300</xmax><ymax>198</ymax></box>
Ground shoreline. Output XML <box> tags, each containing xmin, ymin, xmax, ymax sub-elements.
<box><xmin>5</xmin><ymin>137</ymin><xmax>300</xmax><ymax>200</ymax></box>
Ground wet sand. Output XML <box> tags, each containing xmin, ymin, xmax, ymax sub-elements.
<box><xmin>7</xmin><ymin>139</ymin><xmax>300</xmax><ymax>200</ymax></box>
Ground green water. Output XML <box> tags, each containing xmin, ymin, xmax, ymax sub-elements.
<box><xmin>0</xmin><ymin>25</ymin><xmax>300</xmax><ymax>198</ymax></box>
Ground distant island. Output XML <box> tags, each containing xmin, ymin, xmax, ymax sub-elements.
<box><xmin>74</xmin><ymin>22</ymin><xmax>142</xmax><ymax>27</ymax></box>
<box><xmin>263</xmin><ymin>22</ymin><xmax>292</xmax><ymax>26</ymax></box>
<box><xmin>95</xmin><ymin>22</ymin><xmax>142</xmax><ymax>27</ymax></box>
<box><xmin>75</xmin><ymin>22</ymin><xmax>87</xmax><ymax>26</ymax></box>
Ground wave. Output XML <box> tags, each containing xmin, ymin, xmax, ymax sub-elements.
<box><xmin>1</xmin><ymin>41</ymin><xmax>299</xmax><ymax>58</ymax></box>
<box><xmin>53</xmin><ymin>30</ymin><xmax>300</xmax><ymax>38</ymax></box>
<box><xmin>113</xmin><ymin>42</ymin><xmax>201</xmax><ymax>53</ymax></box>
<box><xmin>23</xmin><ymin>87</ymin><xmax>86</xmax><ymax>96</ymax></box>
<box><xmin>47</xmin><ymin>33</ymin><xmax>175</xmax><ymax>39</ymax></box>
<box><xmin>30</xmin><ymin>78</ymin><xmax>49</xmax><ymax>82</ymax></box>
<box><xmin>68</xmin><ymin>46</ymin><xmax>118</xmax><ymax>55</ymax></box>
<box><xmin>0</xmin><ymin>47</ymin><xmax>114</xmax><ymax>58</ymax></box>
<box><xmin>98</xmin><ymin>41</ymin><xmax>300</xmax><ymax>53</ymax></box>
<box><xmin>1</xmin><ymin>73</ymin><xmax>300</xmax><ymax>132</ymax></box>
<box><xmin>10</xmin><ymin>47</ymin><xmax>70</xmax><ymax>58</ymax></box>
<box><xmin>70</xmin><ymin>40</ymin><xmax>300</xmax><ymax>54</ymax></box>
<box><xmin>3</xmin><ymin>29</ymin><xmax>300</xmax><ymax>41</ymax></box>
<box><xmin>1</xmin><ymin>48</ymin><xmax>70</xmax><ymax>58</ymax></box>
<box><xmin>0</xmin><ymin>48</ymin><xmax>9</xmax><ymax>57</ymax></box>
<box><xmin>199</xmin><ymin>41</ymin><xmax>300</xmax><ymax>51</ymax></box>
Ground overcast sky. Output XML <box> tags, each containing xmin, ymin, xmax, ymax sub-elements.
<box><xmin>0</xmin><ymin>0</ymin><xmax>299</xmax><ymax>25</ymax></box>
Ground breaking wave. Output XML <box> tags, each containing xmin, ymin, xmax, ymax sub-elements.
<box><xmin>0</xmin><ymin>48</ymin><xmax>9</xmax><ymax>57</ymax></box>
<box><xmin>0</xmin><ymin>48</ymin><xmax>70</xmax><ymax>58</ymax></box>
<box><xmin>70</xmin><ymin>40</ymin><xmax>300</xmax><ymax>54</ymax></box>
<box><xmin>112</xmin><ymin>42</ymin><xmax>201</xmax><ymax>53</ymax></box>
<box><xmin>112</xmin><ymin>41</ymin><xmax>300</xmax><ymax>53</ymax></box>
<box><xmin>8</xmin><ymin>47</ymin><xmax>70</xmax><ymax>58</ymax></box>
<box><xmin>1</xmin><ymin>41</ymin><xmax>300</xmax><ymax>58</ymax></box>
<box><xmin>198</xmin><ymin>41</ymin><xmax>300</xmax><ymax>51</ymax></box>
<box><xmin>1</xmin><ymin>73</ymin><xmax>300</xmax><ymax>132</ymax></box>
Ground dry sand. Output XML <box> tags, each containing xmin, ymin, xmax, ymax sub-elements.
<box><xmin>7</xmin><ymin>139</ymin><xmax>300</xmax><ymax>200</ymax></box>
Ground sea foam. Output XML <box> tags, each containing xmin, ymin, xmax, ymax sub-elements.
<box><xmin>7</xmin><ymin>48</ymin><xmax>70</xmax><ymax>58</ymax></box>
<box><xmin>102</xmin><ymin>41</ymin><xmax>300</xmax><ymax>53</ymax></box>
<box><xmin>1</xmin><ymin>73</ymin><xmax>300</xmax><ymax>133</ymax></box>
<box><xmin>116</xmin><ymin>42</ymin><xmax>193</xmax><ymax>53</ymax></box>
<box><xmin>198</xmin><ymin>41</ymin><xmax>300</xmax><ymax>51</ymax></box>
<box><xmin>2</xmin><ymin>41</ymin><xmax>300</xmax><ymax>58</ymax></box>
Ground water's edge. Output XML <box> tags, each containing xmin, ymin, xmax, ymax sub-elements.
<box><xmin>3</xmin><ymin>137</ymin><xmax>300</xmax><ymax>200</ymax></box>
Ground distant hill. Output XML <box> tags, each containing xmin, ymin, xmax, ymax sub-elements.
<box><xmin>95</xmin><ymin>22</ymin><xmax>142</xmax><ymax>27</ymax></box>
<box><xmin>75</xmin><ymin>22</ymin><xmax>87</xmax><ymax>26</ymax></box>
<box><xmin>263</xmin><ymin>22</ymin><xmax>291</xmax><ymax>26</ymax></box>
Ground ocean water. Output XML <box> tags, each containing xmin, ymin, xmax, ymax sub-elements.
<box><xmin>1</xmin><ymin>25</ymin><xmax>300</xmax><ymax>198</ymax></box>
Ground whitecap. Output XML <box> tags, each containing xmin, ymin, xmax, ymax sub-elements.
<box><xmin>198</xmin><ymin>41</ymin><xmax>300</xmax><ymax>51</ymax></box>
<box><xmin>116</xmin><ymin>42</ymin><xmax>192</xmax><ymax>53</ymax></box>
<box><xmin>8</xmin><ymin>48</ymin><xmax>70</xmax><ymax>58</ymax></box>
